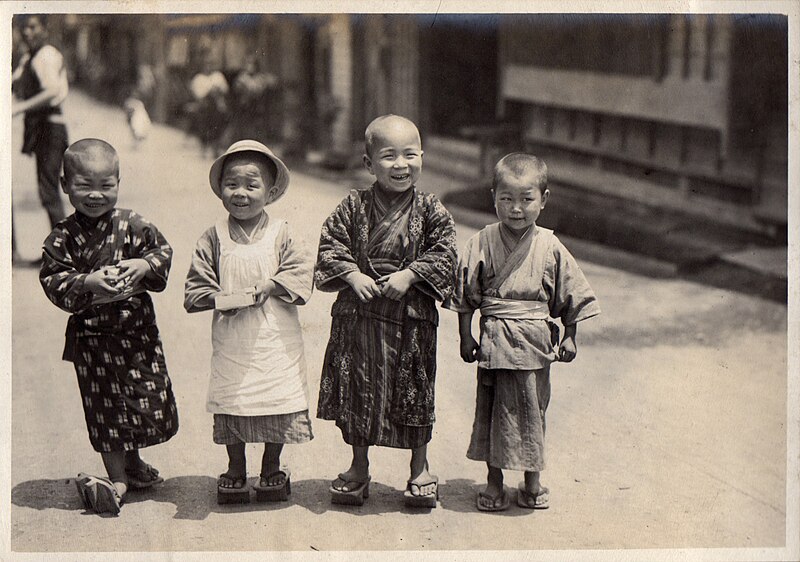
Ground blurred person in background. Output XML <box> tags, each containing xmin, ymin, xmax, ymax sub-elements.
<box><xmin>185</xmin><ymin>51</ymin><xmax>229</xmax><ymax>157</ymax></box>
<box><xmin>11</xmin><ymin>14</ymin><xmax>69</xmax><ymax>267</ymax></box>
<box><xmin>229</xmin><ymin>54</ymin><xmax>278</xmax><ymax>143</ymax></box>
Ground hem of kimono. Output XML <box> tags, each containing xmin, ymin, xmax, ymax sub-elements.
<box><xmin>315</xmin><ymin>412</ymin><xmax>435</xmax><ymax>427</ymax></box>
<box><xmin>89</xmin><ymin>432</ymin><xmax>178</xmax><ymax>453</ymax></box>
<box><xmin>466</xmin><ymin>451</ymin><xmax>545</xmax><ymax>473</ymax></box>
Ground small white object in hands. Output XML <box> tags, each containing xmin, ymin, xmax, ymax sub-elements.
<box><xmin>215</xmin><ymin>290</ymin><xmax>256</xmax><ymax>311</ymax></box>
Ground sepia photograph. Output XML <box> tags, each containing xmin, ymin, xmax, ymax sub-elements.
<box><xmin>2</xmin><ymin>1</ymin><xmax>797</xmax><ymax>560</ymax></box>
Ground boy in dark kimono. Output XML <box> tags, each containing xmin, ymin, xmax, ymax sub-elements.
<box><xmin>446</xmin><ymin>153</ymin><xmax>600</xmax><ymax>512</ymax></box>
<box><xmin>316</xmin><ymin>115</ymin><xmax>457</xmax><ymax>507</ymax></box>
<box><xmin>39</xmin><ymin>138</ymin><xmax>178</xmax><ymax>515</ymax></box>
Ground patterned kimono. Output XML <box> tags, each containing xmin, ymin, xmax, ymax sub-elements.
<box><xmin>446</xmin><ymin>222</ymin><xmax>600</xmax><ymax>471</ymax></box>
<box><xmin>40</xmin><ymin>209</ymin><xmax>179</xmax><ymax>453</ymax></box>
<box><xmin>315</xmin><ymin>184</ymin><xmax>457</xmax><ymax>449</ymax></box>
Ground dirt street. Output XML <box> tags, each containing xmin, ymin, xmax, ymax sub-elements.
<box><xmin>7</xmin><ymin>91</ymin><xmax>793</xmax><ymax>556</ymax></box>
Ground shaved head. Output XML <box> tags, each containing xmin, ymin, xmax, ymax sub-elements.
<box><xmin>364</xmin><ymin>114</ymin><xmax>421</xmax><ymax>157</ymax></box>
<box><xmin>63</xmin><ymin>138</ymin><xmax>119</xmax><ymax>182</ymax></box>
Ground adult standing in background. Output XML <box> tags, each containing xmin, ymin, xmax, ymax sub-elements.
<box><xmin>11</xmin><ymin>14</ymin><xmax>69</xmax><ymax>266</ymax></box>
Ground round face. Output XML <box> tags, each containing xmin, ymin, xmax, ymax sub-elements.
<box><xmin>364</xmin><ymin>119</ymin><xmax>423</xmax><ymax>193</ymax></box>
<box><xmin>61</xmin><ymin>157</ymin><xmax>120</xmax><ymax>218</ymax></box>
<box><xmin>220</xmin><ymin>156</ymin><xmax>276</xmax><ymax>223</ymax></box>
<box><xmin>493</xmin><ymin>171</ymin><xmax>549</xmax><ymax>232</ymax></box>
<box><xmin>21</xmin><ymin>17</ymin><xmax>47</xmax><ymax>51</ymax></box>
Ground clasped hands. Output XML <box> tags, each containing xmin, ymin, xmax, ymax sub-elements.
<box><xmin>85</xmin><ymin>259</ymin><xmax>152</xmax><ymax>304</ymax></box>
<box><xmin>345</xmin><ymin>269</ymin><xmax>419</xmax><ymax>303</ymax></box>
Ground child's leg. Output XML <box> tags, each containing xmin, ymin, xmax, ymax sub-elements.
<box><xmin>475</xmin><ymin>463</ymin><xmax>507</xmax><ymax>510</ymax></box>
<box><xmin>523</xmin><ymin>471</ymin><xmax>545</xmax><ymax>494</ymax></box>
<box><xmin>219</xmin><ymin>442</ymin><xmax>247</xmax><ymax>488</ymax></box>
<box><xmin>332</xmin><ymin>445</ymin><xmax>370</xmax><ymax>491</ymax></box>
<box><xmin>407</xmin><ymin>444</ymin><xmax>437</xmax><ymax>496</ymax></box>
<box><xmin>100</xmin><ymin>451</ymin><xmax>128</xmax><ymax>497</ymax></box>
<box><xmin>260</xmin><ymin>443</ymin><xmax>285</xmax><ymax>486</ymax></box>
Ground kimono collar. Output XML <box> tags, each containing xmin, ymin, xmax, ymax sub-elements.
<box><xmin>372</xmin><ymin>182</ymin><xmax>416</xmax><ymax>209</ymax></box>
<box><xmin>75</xmin><ymin>209</ymin><xmax>114</xmax><ymax>229</ymax></box>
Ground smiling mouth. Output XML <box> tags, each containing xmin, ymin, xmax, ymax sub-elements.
<box><xmin>84</xmin><ymin>202</ymin><xmax>105</xmax><ymax>208</ymax></box>
<box><xmin>391</xmin><ymin>174</ymin><xmax>410</xmax><ymax>181</ymax></box>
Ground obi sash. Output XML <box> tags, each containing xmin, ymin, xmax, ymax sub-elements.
<box><xmin>479</xmin><ymin>297</ymin><xmax>550</xmax><ymax>320</ymax></box>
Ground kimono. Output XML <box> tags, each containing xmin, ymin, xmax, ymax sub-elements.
<box><xmin>315</xmin><ymin>184</ymin><xmax>457</xmax><ymax>449</ymax></box>
<box><xmin>39</xmin><ymin>209</ymin><xmax>178</xmax><ymax>453</ymax></box>
<box><xmin>446</xmin><ymin>222</ymin><xmax>600</xmax><ymax>470</ymax></box>
<box><xmin>184</xmin><ymin>212</ymin><xmax>314</xmax><ymax>445</ymax></box>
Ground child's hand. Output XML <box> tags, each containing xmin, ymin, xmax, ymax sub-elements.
<box><xmin>557</xmin><ymin>335</ymin><xmax>577</xmax><ymax>362</ymax></box>
<box><xmin>344</xmin><ymin>271</ymin><xmax>382</xmax><ymax>303</ymax></box>
<box><xmin>84</xmin><ymin>268</ymin><xmax>123</xmax><ymax>299</ymax></box>
<box><xmin>460</xmin><ymin>336</ymin><xmax>480</xmax><ymax>363</ymax></box>
<box><xmin>377</xmin><ymin>269</ymin><xmax>420</xmax><ymax>301</ymax></box>
<box><xmin>116</xmin><ymin>259</ymin><xmax>152</xmax><ymax>292</ymax></box>
<box><xmin>253</xmin><ymin>280</ymin><xmax>276</xmax><ymax>306</ymax></box>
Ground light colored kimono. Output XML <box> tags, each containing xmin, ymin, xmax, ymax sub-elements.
<box><xmin>446</xmin><ymin>222</ymin><xmax>600</xmax><ymax>471</ymax></box>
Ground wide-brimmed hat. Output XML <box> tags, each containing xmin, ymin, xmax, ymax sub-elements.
<box><xmin>209</xmin><ymin>140</ymin><xmax>290</xmax><ymax>202</ymax></box>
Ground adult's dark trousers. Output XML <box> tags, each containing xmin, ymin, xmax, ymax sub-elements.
<box><xmin>34</xmin><ymin>122</ymin><xmax>68</xmax><ymax>228</ymax></box>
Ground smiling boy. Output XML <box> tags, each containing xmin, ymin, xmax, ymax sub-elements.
<box><xmin>315</xmin><ymin>115</ymin><xmax>458</xmax><ymax>508</ymax></box>
<box><xmin>39</xmin><ymin>138</ymin><xmax>179</xmax><ymax>515</ymax></box>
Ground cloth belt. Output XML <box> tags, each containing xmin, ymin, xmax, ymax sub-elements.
<box><xmin>479</xmin><ymin>297</ymin><xmax>550</xmax><ymax>320</ymax></box>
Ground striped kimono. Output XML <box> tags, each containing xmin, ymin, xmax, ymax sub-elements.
<box><xmin>39</xmin><ymin>209</ymin><xmax>179</xmax><ymax>453</ymax></box>
<box><xmin>315</xmin><ymin>184</ymin><xmax>457</xmax><ymax>449</ymax></box>
<box><xmin>446</xmin><ymin>223</ymin><xmax>600</xmax><ymax>471</ymax></box>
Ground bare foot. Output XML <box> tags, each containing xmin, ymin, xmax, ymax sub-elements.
<box><xmin>332</xmin><ymin>466</ymin><xmax>370</xmax><ymax>492</ymax></box>
<box><xmin>408</xmin><ymin>467</ymin><xmax>437</xmax><ymax>497</ymax></box>
<box><xmin>218</xmin><ymin>472</ymin><xmax>247</xmax><ymax>489</ymax></box>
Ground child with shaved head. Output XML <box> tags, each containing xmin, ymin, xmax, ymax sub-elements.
<box><xmin>316</xmin><ymin>115</ymin><xmax>457</xmax><ymax>508</ymax></box>
<box><xmin>40</xmin><ymin>138</ymin><xmax>179</xmax><ymax>515</ymax></box>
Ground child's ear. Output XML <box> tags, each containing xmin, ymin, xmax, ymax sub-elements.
<box><xmin>541</xmin><ymin>188</ymin><xmax>550</xmax><ymax>209</ymax></box>
<box><xmin>363</xmin><ymin>154</ymin><xmax>374</xmax><ymax>176</ymax></box>
<box><xmin>60</xmin><ymin>176</ymin><xmax>68</xmax><ymax>194</ymax></box>
<box><xmin>267</xmin><ymin>185</ymin><xmax>279</xmax><ymax>202</ymax></box>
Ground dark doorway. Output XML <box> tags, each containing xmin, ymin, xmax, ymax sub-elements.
<box><xmin>419</xmin><ymin>15</ymin><xmax>499</xmax><ymax>137</ymax></box>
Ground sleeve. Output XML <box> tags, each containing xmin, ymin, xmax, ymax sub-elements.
<box><xmin>443</xmin><ymin>233</ymin><xmax>482</xmax><ymax>313</ymax></box>
<box><xmin>271</xmin><ymin>221</ymin><xmax>314</xmax><ymax>305</ymax></box>
<box><xmin>314</xmin><ymin>194</ymin><xmax>361</xmax><ymax>293</ymax></box>
<box><xmin>406</xmin><ymin>195</ymin><xmax>458</xmax><ymax>302</ymax></box>
<box><xmin>30</xmin><ymin>46</ymin><xmax>64</xmax><ymax>97</ymax></box>
<box><xmin>547</xmin><ymin>237</ymin><xmax>601</xmax><ymax>326</ymax></box>
<box><xmin>39</xmin><ymin>227</ymin><xmax>94</xmax><ymax>314</ymax></box>
<box><xmin>130</xmin><ymin>213</ymin><xmax>172</xmax><ymax>292</ymax></box>
<box><xmin>184</xmin><ymin>227</ymin><xmax>222</xmax><ymax>313</ymax></box>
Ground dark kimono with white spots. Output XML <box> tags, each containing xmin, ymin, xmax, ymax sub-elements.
<box><xmin>40</xmin><ymin>209</ymin><xmax>179</xmax><ymax>453</ymax></box>
<box><xmin>315</xmin><ymin>185</ymin><xmax>457</xmax><ymax>448</ymax></box>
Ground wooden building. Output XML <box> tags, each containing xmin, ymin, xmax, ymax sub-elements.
<box><xmin>46</xmin><ymin>13</ymin><xmax>788</xmax><ymax>237</ymax></box>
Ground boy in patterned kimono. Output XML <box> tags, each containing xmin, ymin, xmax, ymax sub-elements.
<box><xmin>40</xmin><ymin>138</ymin><xmax>178</xmax><ymax>515</ymax></box>
<box><xmin>316</xmin><ymin>115</ymin><xmax>457</xmax><ymax>507</ymax></box>
<box><xmin>445</xmin><ymin>153</ymin><xmax>600</xmax><ymax>512</ymax></box>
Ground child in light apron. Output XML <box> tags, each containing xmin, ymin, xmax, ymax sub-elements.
<box><xmin>185</xmin><ymin>140</ymin><xmax>314</xmax><ymax>503</ymax></box>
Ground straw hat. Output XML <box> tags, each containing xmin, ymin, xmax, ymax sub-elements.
<box><xmin>209</xmin><ymin>140</ymin><xmax>290</xmax><ymax>202</ymax></box>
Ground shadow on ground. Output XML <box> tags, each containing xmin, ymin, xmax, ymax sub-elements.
<box><xmin>12</xmin><ymin>476</ymin><xmax>532</xmax><ymax>519</ymax></box>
